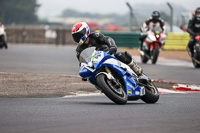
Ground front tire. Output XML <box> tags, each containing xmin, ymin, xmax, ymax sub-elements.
<box><xmin>151</xmin><ymin>45</ymin><xmax>159</xmax><ymax>64</ymax></box>
<box><xmin>96</xmin><ymin>74</ymin><xmax>127</xmax><ymax>104</ymax></box>
<box><xmin>141</xmin><ymin>54</ymin><xmax>149</xmax><ymax>63</ymax></box>
<box><xmin>141</xmin><ymin>50</ymin><xmax>149</xmax><ymax>63</ymax></box>
<box><xmin>0</xmin><ymin>36</ymin><xmax>7</xmax><ymax>49</ymax></box>
<box><xmin>192</xmin><ymin>59</ymin><xmax>200</xmax><ymax>68</ymax></box>
<box><xmin>192</xmin><ymin>45</ymin><xmax>200</xmax><ymax>68</ymax></box>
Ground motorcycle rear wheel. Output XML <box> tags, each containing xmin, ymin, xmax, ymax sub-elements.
<box><xmin>141</xmin><ymin>81</ymin><xmax>159</xmax><ymax>103</ymax></box>
<box><xmin>96</xmin><ymin>74</ymin><xmax>127</xmax><ymax>104</ymax></box>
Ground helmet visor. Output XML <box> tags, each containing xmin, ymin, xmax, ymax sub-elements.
<box><xmin>152</xmin><ymin>15</ymin><xmax>159</xmax><ymax>20</ymax></box>
<box><xmin>196</xmin><ymin>12</ymin><xmax>200</xmax><ymax>17</ymax></box>
<box><xmin>196</xmin><ymin>13</ymin><xmax>200</xmax><ymax>21</ymax></box>
<box><xmin>152</xmin><ymin>11</ymin><xmax>160</xmax><ymax>20</ymax></box>
<box><xmin>72</xmin><ymin>28</ymin><xmax>86</xmax><ymax>43</ymax></box>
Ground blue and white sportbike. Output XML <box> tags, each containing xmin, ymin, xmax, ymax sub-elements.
<box><xmin>79</xmin><ymin>47</ymin><xmax>159</xmax><ymax>104</ymax></box>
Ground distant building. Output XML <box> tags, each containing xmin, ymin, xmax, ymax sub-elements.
<box><xmin>47</xmin><ymin>17</ymin><xmax>114</xmax><ymax>30</ymax></box>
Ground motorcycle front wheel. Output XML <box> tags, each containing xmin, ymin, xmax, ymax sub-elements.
<box><xmin>192</xmin><ymin>45</ymin><xmax>200</xmax><ymax>68</ymax></box>
<box><xmin>140</xmin><ymin>50</ymin><xmax>149</xmax><ymax>63</ymax></box>
<box><xmin>96</xmin><ymin>74</ymin><xmax>127</xmax><ymax>104</ymax></box>
<box><xmin>192</xmin><ymin>59</ymin><xmax>200</xmax><ymax>68</ymax></box>
<box><xmin>141</xmin><ymin>54</ymin><xmax>149</xmax><ymax>63</ymax></box>
<box><xmin>151</xmin><ymin>45</ymin><xmax>159</xmax><ymax>64</ymax></box>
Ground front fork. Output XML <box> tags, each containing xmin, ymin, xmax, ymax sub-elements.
<box><xmin>98</xmin><ymin>67</ymin><xmax>122</xmax><ymax>90</ymax></box>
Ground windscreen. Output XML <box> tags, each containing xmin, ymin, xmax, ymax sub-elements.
<box><xmin>79</xmin><ymin>47</ymin><xmax>96</xmax><ymax>63</ymax></box>
<box><xmin>149</xmin><ymin>23</ymin><xmax>162</xmax><ymax>32</ymax></box>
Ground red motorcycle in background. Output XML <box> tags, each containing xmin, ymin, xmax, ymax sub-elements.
<box><xmin>191</xmin><ymin>35</ymin><xmax>200</xmax><ymax>68</ymax></box>
<box><xmin>140</xmin><ymin>27</ymin><xmax>166</xmax><ymax>64</ymax></box>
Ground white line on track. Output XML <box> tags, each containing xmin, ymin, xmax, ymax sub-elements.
<box><xmin>158</xmin><ymin>88</ymin><xmax>186</xmax><ymax>94</ymax></box>
<box><xmin>62</xmin><ymin>88</ymin><xmax>189</xmax><ymax>98</ymax></box>
<box><xmin>63</xmin><ymin>92</ymin><xmax>103</xmax><ymax>98</ymax></box>
<box><xmin>133</xmin><ymin>56</ymin><xmax>193</xmax><ymax>67</ymax></box>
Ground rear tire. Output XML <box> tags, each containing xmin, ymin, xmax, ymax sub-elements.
<box><xmin>96</xmin><ymin>74</ymin><xmax>127</xmax><ymax>104</ymax></box>
<box><xmin>141</xmin><ymin>81</ymin><xmax>159</xmax><ymax>103</ymax></box>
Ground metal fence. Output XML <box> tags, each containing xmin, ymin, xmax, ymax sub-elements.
<box><xmin>6</xmin><ymin>26</ymin><xmax>74</xmax><ymax>45</ymax></box>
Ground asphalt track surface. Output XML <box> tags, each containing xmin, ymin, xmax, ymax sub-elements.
<box><xmin>0</xmin><ymin>44</ymin><xmax>79</xmax><ymax>75</ymax></box>
<box><xmin>1</xmin><ymin>93</ymin><xmax>200</xmax><ymax>133</ymax></box>
<box><xmin>0</xmin><ymin>44</ymin><xmax>200</xmax><ymax>84</ymax></box>
<box><xmin>0</xmin><ymin>44</ymin><xmax>200</xmax><ymax>133</ymax></box>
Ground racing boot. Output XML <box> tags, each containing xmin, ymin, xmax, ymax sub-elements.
<box><xmin>128</xmin><ymin>57</ymin><xmax>150</xmax><ymax>83</ymax></box>
<box><xmin>128</xmin><ymin>59</ymin><xmax>143</xmax><ymax>76</ymax></box>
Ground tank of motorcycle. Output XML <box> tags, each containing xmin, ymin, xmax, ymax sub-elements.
<box><xmin>92</xmin><ymin>51</ymin><xmax>110</xmax><ymax>69</ymax></box>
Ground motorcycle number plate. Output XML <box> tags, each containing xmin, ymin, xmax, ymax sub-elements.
<box><xmin>140</xmin><ymin>86</ymin><xmax>145</xmax><ymax>96</ymax></box>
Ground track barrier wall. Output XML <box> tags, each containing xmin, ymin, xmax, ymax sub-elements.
<box><xmin>5</xmin><ymin>26</ymin><xmax>190</xmax><ymax>50</ymax></box>
<box><xmin>102</xmin><ymin>32</ymin><xmax>140</xmax><ymax>48</ymax></box>
<box><xmin>103</xmin><ymin>32</ymin><xmax>190</xmax><ymax>50</ymax></box>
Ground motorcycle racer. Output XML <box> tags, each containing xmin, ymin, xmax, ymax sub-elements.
<box><xmin>140</xmin><ymin>11</ymin><xmax>166</xmax><ymax>50</ymax></box>
<box><xmin>187</xmin><ymin>7</ymin><xmax>200</xmax><ymax>57</ymax></box>
<box><xmin>0</xmin><ymin>22</ymin><xmax>8</xmax><ymax>49</ymax></box>
<box><xmin>71</xmin><ymin>22</ymin><xmax>143</xmax><ymax>76</ymax></box>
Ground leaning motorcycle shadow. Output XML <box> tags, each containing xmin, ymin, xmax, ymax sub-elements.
<box><xmin>92</xmin><ymin>102</ymin><xmax>148</xmax><ymax>105</ymax></box>
<box><xmin>70</xmin><ymin>100</ymin><xmax>155</xmax><ymax>105</ymax></box>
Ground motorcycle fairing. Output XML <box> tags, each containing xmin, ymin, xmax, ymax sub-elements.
<box><xmin>79</xmin><ymin>63</ymin><xmax>94</xmax><ymax>78</ymax></box>
<box><xmin>123</xmin><ymin>74</ymin><xmax>145</xmax><ymax>97</ymax></box>
<box><xmin>79</xmin><ymin>49</ymin><xmax>145</xmax><ymax>97</ymax></box>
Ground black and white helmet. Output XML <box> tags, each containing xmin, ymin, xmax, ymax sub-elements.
<box><xmin>152</xmin><ymin>11</ymin><xmax>160</xmax><ymax>20</ymax></box>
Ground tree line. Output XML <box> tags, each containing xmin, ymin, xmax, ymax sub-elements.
<box><xmin>0</xmin><ymin>0</ymin><xmax>39</xmax><ymax>25</ymax></box>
